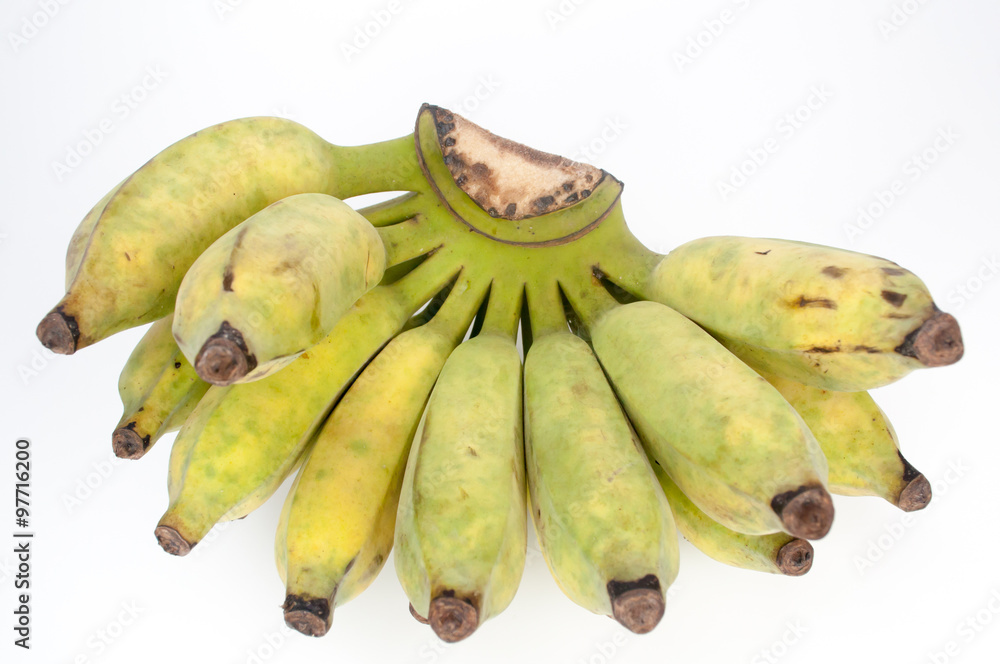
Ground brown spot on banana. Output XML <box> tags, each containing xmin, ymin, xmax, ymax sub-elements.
<box><xmin>821</xmin><ymin>266</ymin><xmax>846</xmax><ymax>278</ymax></box>
<box><xmin>881</xmin><ymin>290</ymin><xmax>908</xmax><ymax>307</ymax></box>
<box><xmin>882</xmin><ymin>267</ymin><xmax>908</xmax><ymax>276</ymax></box>
<box><xmin>792</xmin><ymin>296</ymin><xmax>837</xmax><ymax>309</ymax></box>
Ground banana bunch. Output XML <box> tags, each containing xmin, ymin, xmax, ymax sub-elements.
<box><xmin>38</xmin><ymin>105</ymin><xmax>963</xmax><ymax>646</ymax></box>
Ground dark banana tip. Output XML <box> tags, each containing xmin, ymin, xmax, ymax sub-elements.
<box><xmin>112</xmin><ymin>427</ymin><xmax>147</xmax><ymax>460</ymax></box>
<box><xmin>901</xmin><ymin>312</ymin><xmax>964</xmax><ymax>367</ymax></box>
<box><xmin>283</xmin><ymin>595</ymin><xmax>331</xmax><ymax>637</ymax></box>
<box><xmin>772</xmin><ymin>485</ymin><xmax>835</xmax><ymax>540</ymax></box>
<box><xmin>898</xmin><ymin>474</ymin><xmax>932</xmax><ymax>512</ymax></box>
<box><xmin>409</xmin><ymin>603</ymin><xmax>429</xmax><ymax>624</ymax></box>
<box><xmin>776</xmin><ymin>539</ymin><xmax>814</xmax><ymax>576</ymax></box>
<box><xmin>36</xmin><ymin>310</ymin><xmax>78</xmax><ymax>354</ymax></box>
<box><xmin>608</xmin><ymin>576</ymin><xmax>664</xmax><ymax>635</ymax></box>
<box><xmin>195</xmin><ymin>337</ymin><xmax>249</xmax><ymax>385</ymax></box>
<box><xmin>154</xmin><ymin>525</ymin><xmax>192</xmax><ymax>556</ymax></box>
<box><xmin>429</xmin><ymin>596</ymin><xmax>478</xmax><ymax>643</ymax></box>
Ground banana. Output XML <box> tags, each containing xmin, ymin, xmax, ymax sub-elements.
<box><xmin>154</xmin><ymin>254</ymin><xmax>458</xmax><ymax>556</ymax></box>
<box><xmin>277</xmin><ymin>273</ymin><xmax>487</xmax><ymax>637</ymax></box>
<box><xmin>590</xmin><ymin>301</ymin><xmax>833</xmax><ymax>539</ymax></box>
<box><xmin>652</xmin><ymin>463</ymin><xmax>813</xmax><ymax>576</ymax></box>
<box><xmin>172</xmin><ymin>193</ymin><xmax>386</xmax><ymax>385</ymax></box>
<box><xmin>113</xmin><ymin>315</ymin><xmax>209</xmax><ymax>459</ymax></box>
<box><xmin>394</xmin><ymin>331</ymin><xmax>526</xmax><ymax>643</ymax></box>
<box><xmin>524</xmin><ymin>331</ymin><xmax>678</xmax><ymax>635</ymax></box>
<box><xmin>640</xmin><ymin>236</ymin><xmax>963</xmax><ymax>391</ymax></box>
<box><xmin>762</xmin><ymin>372</ymin><xmax>931</xmax><ymax>512</ymax></box>
<box><xmin>37</xmin><ymin>118</ymin><xmax>421</xmax><ymax>355</ymax></box>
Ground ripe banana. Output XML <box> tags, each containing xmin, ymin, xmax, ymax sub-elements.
<box><xmin>652</xmin><ymin>463</ymin><xmax>813</xmax><ymax>576</ymax></box>
<box><xmin>394</xmin><ymin>330</ymin><xmax>526</xmax><ymax>643</ymax></box>
<box><xmin>172</xmin><ymin>193</ymin><xmax>386</xmax><ymax>385</ymax></box>
<box><xmin>277</xmin><ymin>274</ymin><xmax>488</xmax><ymax>637</ymax></box>
<box><xmin>113</xmin><ymin>315</ymin><xmax>209</xmax><ymax>459</ymax></box>
<box><xmin>154</xmin><ymin>254</ymin><xmax>458</xmax><ymax>556</ymax></box>
<box><xmin>762</xmin><ymin>372</ymin><xmax>931</xmax><ymax>512</ymax></box>
<box><xmin>590</xmin><ymin>301</ymin><xmax>833</xmax><ymax>539</ymax></box>
<box><xmin>524</xmin><ymin>330</ymin><xmax>678</xmax><ymax>635</ymax></box>
<box><xmin>640</xmin><ymin>236</ymin><xmax>963</xmax><ymax>391</ymax></box>
<box><xmin>37</xmin><ymin>117</ymin><xmax>421</xmax><ymax>355</ymax></box>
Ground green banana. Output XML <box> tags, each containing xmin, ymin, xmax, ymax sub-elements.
<box><xmin>653</xmin><ymin>463</ymin><xmax>813</xmax><ymax>576</ymax></box>
<box><xmin>113</xmin><ymin>315</ymin><xmax>209</xmax><ymax>459</ymax></box>
<box><xmin>394</xmin><ymin>326</ymin><xmax>526</xmax><ymax>642</ymax></box>
<box><xmin>37</xmin><ymin>117</ymin><xmax>422</xmax><ymax>355</ymax></box>
<box><xmin>154</xmin><ymin>254</ymin><xmax>458</xmax><ymax>556</ymax></box>
<box><xmin>639</xmin><ymin>236</ymin><xmax>963</xmax><ymax>391</ymax></box>
<box><xmin>589</xmin><ymin>301</ymin><xmax>833</xmax><ymax>539</ymax></box>
<box><xmin>277</xmin><ymin>273</ymin><xmax>488</xmax><ymax>637</ymax></box>
<box><xmin>172</xmin><ymin>193</ymin><xmax>386</xmax><ymax>385</ymax></box>
<box><xmin>524</xmin><ymin>330</ymin><xmax>678</xmax><ymax>635</ymax></box>
<box><xmin>762</xmin><ymin>372</ymin><xmax>931</xmax><ymax>512</ymax></box>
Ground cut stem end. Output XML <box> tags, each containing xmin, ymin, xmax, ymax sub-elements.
<box><xmin>898</xmin><ymin>474</ymin><xmax>932</xmax><ymax>512</ymax></box>
<box><xmin>899</xmin><ymin>312</ymin><xmax>964</xmax><ymax>367</ymax></box>
<box><xmin>776</xmin><ymin>539</ymin><xmax>814</xmax><ymax>576</ymax></box>
<box><xmin>112</xmin><ymin>427</ymin><xmax>148</xmax><ymax>460</ymax></box>
<box><xmin>195</xmin><ymin>337</ymin><xmax>250</xmax><ymax>385</ymax></box>
<box><xmin>429</xmin><ymin>596</ymin><xmax>478</xmax><ymax>643</ymax></box>
<box><xmin>282</xmin><ymin>595</ymin><xmax>331</xmax><ymax>637</ymax></box>
<box><xmin>36</xmin><ymin>310</ymin><xmax>77</xmax><ymax>354</ymax></box>
<box><xmin>608</xmin><ymin>576</ymin><xmax>664</xmax><ymax>635</ymax></box>
<box><xmin>154</xmin><ymin>525</ymin><xmax>192</xmax><ymax>556</ymax></box>
<box><xmin>773</xmin><ymin>486</ymin><xmax>835</xmax><ymax>540</ymax></box>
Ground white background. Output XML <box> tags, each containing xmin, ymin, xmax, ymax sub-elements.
<box><xmin>2</xmin><ymin>1</ymin><xmax>999</xmax><ymax>663</ymax></box>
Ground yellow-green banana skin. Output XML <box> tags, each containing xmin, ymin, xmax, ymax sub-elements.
<box><xmin>277</xmin><ymin>317</ymin><xmax>461</xmax><ymax>637</ymax></box>
<box><xmin>644</xmin><ymin>236</ymin><xmax>958</xmax><ymax>391</ymax></box>
<box><xmin>172</xmin><ymin>193</ymin><xmax>386</xmax><ymax>384</ymax></box>
<box><xmin>653</xmin><ymin>463</ymin><xmax>812</xmax><ymax>576</ymax></box>
<box><xmin>39</xmin><ymin>117</ymin><xmax>341</xmax><ymax>353</ymax></box>
<box><xmin>524</xmin><ymin>332</ymin><xmax>678</xmax><ymax>631</ymax></box>
<box><xmin>114</xmin><ymin>315</ymin><xmax>209</xmax><ymax>459</ymax></box>
<box><xmin>763</xmin><ymin>373</ymin><xmax>931</xmax><ymax>511</ymax></box>
<box><xmin>394</xmin><ymin>332</ymin><xmax>526</xmax><ymax>636</ymax></box>
<box><xmin>591</xmin><ymin>301</ymin><xmax>829</xmax><ymax>537</ymax></box>
<box><xmin>156</xmin><ymin>283</ymin><xmax>419</xmax><ymax>556</ymax></box>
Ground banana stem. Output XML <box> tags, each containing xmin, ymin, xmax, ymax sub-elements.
<box><xmin>392</xmin><ymin>249</ymin><xmax>463</xmax><ymax>315</ymax></box>
<box><xmin>358</xmin><ymin>192</ymin><xmax>428</xmax><ymax>228</ymax></box>
<box><xmin>377</xmin><ymin>216</ymin><xmax>443</xmax><ymax>268</ymax></box>
<box><xmin>525</xmin><ymin>280</ymin><xmax>567</xmax><ymax>339</ymax></box>
<box><xmin>330</xmin><ymin>134</ymin><xmax>426</xmax><ymax>198</ymax></box>
<box><xmin>593</xmin><ymin>206</ymin><xmax>664</xmax><ymax>299</ymax></box>
<box><xmin>480</xmin><ymin>278</ymin><xmax>524</xmax><ymax>341</ymax></box>
<box><xmin>425</xmin><ymin>272</ymin><xmax>491</xmax><ymax>345</ymax></box>
<box><xmin>561</xmin><ymin>277</ymin><xmax>620</xmax><ymax>332</ymax></box>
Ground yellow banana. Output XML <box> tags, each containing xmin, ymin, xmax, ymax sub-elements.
<box><xmin>590</xmin><ymin>301</ymin><xmax>833</xmax><ymax>539</ymax></box>
<box><xmin>762</xmin><ymin>373</ymin><xmax>931</xmax><ymax>512</ymax></box>
<box><xmin>524</xmin><ymin>330</ymin><xmax>678</xmax><ymax>635</ymax></box>
<box><xmin>172</xmin><ymin>193</ymin><xmax>386</xmax><ymax>385</ymax></box>
<box><xmin>653</xmin><ymin>463</ymin><xmax>813</xmax><ymax>576</ymax></box>
<box><xmin>277</xmin><ymin>272</ymin><xmax>488</xmax><ymax>637</ymax></box>
<box><xmin>154</xmin><ymin>254</ymin><xmax>458</xmax><ymax>556</ymax></box>
<box><xmin>37</xmin><ymin>118</ymin><xmax>421</xmax><ymax>354</ymax></box>
<box><xmin>113</xmin><ymin>315</ymin><xmax>209</xmax><ymax>459</ymax></box>
<box><xmin>641</xmin><ymin>236</ymin><xmax>963</xmax><ymax>391</ymax></box>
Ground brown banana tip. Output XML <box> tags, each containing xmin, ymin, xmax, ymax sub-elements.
<box><xmin>409</xmin><ymin>603</ymin><xmax>429</xmax><ymax>624</ymax></box>
<box><xmin>608</xmin><ymin>576</ymin><xmax>665</xmax><ymax>635</ymax></box>
<box><xmin>899</xmin><ymin>312</ymin><xmax>964</xmax><ymax>367</ymax></box>
<box><xmin>36</xmin><ymin>310</ymin><xmax>78</xmax><ymax>354</ymax></box>
<box><xmin>195</xmin><ymin>337</ymin><xmax>250</xmax><ymax>385</ymax></box>
<box><xmin>772</xmin><ymin>486</ymin><xmax>835</xmax><ymax>540</ymax></box>
<box><xmin>112</xmin><ymin>427</ymin><xmax>148</xmax><ymax>460</ymax></box>
<box><xmin>154</xmin><ymin>525</ymin><xmax>192</xmax><ymax>556</ymax></box>
<box><xmin>898</xmin><ymin>474</ymin><xmax>932</xmax><ymax>512</ymax></box>
<box><xmin>282</xmin><ymin>595</ymin><xmax>331</xmax><ymax>637</ymax></box>
<box><xmin>776</xmin><ymin>539</ymin><xmax>814</xmax><ymax>576</ymax></box>
<box><xmin>429</xmin><ymin>596</ymin><xmax>478</xmax><ymax>643</ymax></box>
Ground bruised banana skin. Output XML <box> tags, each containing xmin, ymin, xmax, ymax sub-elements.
<box><xmin>155</xmin><ymin>258</ymin><xmax>456</xmax><ymax>556</ymax></box>
<box><xmin>652</xmin><ymin>463</ymin><xmax>813</xmax><ymax>576</ymax></box>
<box><xmin>394</xmin><ymin>332</ymin><xmax>526</xmax><ymax>643</ymax></box>
<box><xmin>524</xmin><ymin>332</ymin><xmax>678</xmax><ymax>635</ymax></box>
<box><xmin>37</xmin><ymin>117</ymin><xmax>418</xmax><ymax>355</ymax></box>
<box><xmin>114</xmin><ymin>315</ymin><xmax>209</xmax><ymax>459</ymax></box>
<box><xmin>172</xmin><ymin>194</ymin><xmax>386</xmax><ymax>386</ymax></box>
<box><xmin>591</xmin><ymin>301</ymin><xmax>833</xmax><ymax>539</ymax></box>
<box><xmin>762</xmin><ymin>372</ymin><xmax>931</xmax><ymax>512</ymax></box>
<box><xmin>278</xmin><ymin>278</ymin><xmax>487</xmax><ymax>638</ymax></box>
<box><xmin>643</xmin><ymin>236</ymin><xmax>964</xmax><ymax>391</ymax></box>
